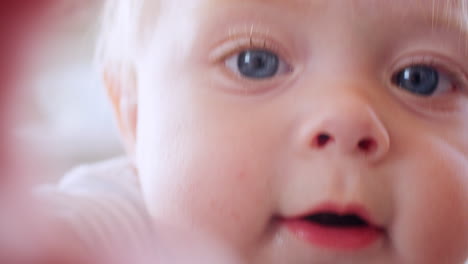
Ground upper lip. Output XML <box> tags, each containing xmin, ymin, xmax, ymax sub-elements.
<box><xmin>282</xmin><ymin>202</ymin><xmax>384</xmax><ymax>228</ymax></box>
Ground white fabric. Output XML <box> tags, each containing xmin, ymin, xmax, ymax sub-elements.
<box><xmin>36</xmin><ymin>157</ymin><xmax>153</xmax><ymax>254</ymax></box>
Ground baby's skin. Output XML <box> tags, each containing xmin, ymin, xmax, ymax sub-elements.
<box><xmin>100</xmin><ymin>0</ymin><xmax>468</xmax><ymax>263</ymax></box>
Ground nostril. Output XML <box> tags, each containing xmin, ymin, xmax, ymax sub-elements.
<box><xmin>358</xmin><ymin>138</ymin><xmax>376</xmax><ymax>152</ymax></box>
<box><xmin>316</xmin><ymin>133</ymin><xmax>332</xmax><ymax>148</ymax></box>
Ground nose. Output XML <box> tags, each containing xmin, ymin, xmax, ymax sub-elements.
<box><xmin>298</xmin><ymin>96</ymin><xmax>390</xmax><ymax>163</ymax></box>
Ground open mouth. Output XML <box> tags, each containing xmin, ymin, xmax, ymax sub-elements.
<box><xmin>303</xmin><ymin>212</ymin><xmax>370</xmax><ymax>228</ymax></box>
<box><xmin>284</xmin><ymin>206</ymin><xmax>384</xmax><ymax>251</ymax></box>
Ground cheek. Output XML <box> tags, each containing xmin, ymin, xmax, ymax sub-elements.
<box><xmin>138</xmin><ymin>133</ymin><xmax>273</xmax><ymax>250</ymax></box>
<box><xmin>392</xmin><ymin>144</ymin><xmax>468</xmax><ymax>263</ymax></box>
<box><xmin>135</xmin><ymin>89</ymin><xmax>277</xmax><ymax>249</ymax></box>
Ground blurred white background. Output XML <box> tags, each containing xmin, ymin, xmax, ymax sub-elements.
<box><xmin>17</xmin><ymin>0</ymin><xmax>124</xmax><ymax>182</ymax></box>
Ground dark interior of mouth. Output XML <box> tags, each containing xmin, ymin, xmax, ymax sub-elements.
<box><xmin>304</xmin><ymin>213</ymin><xmax>369</xmax><ymax>228</ymax></box>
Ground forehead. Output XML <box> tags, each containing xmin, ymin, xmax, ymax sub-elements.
<box><xmin>196</xmin><ymin>0</ymin><xmax>464</xmax><ymax>10</ymax></box>
<box><xmin>166</xmin><ymin>0</ymin><xmax>466</xmax><ymax>28</ymax></box>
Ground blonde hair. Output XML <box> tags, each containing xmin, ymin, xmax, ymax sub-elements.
<box><xmin>463</xmin><ymin>0</ymin><xmax>468</xmax><ymax>32</ymax></box>
<box><xmin>95</xmin><ymin>0</ymin><xmax>159</xmax><ymax>76</ymax></box>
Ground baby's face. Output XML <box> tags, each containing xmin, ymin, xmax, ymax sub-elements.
<box><xmin>132</xmin><ymin>0</ymin><xmax>468</xmax><ymax>263</ymax></box>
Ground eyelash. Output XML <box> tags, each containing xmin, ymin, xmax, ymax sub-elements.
<box><xmin>210</xmin><ymin>35</ymin><xmax>289</xmax><ymax>65</ymax></box>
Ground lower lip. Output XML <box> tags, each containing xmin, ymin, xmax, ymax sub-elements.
<box><xmin>285</xmin><ymin>220</ymin><xmax>382</xmax><ymax>251</ymax></box>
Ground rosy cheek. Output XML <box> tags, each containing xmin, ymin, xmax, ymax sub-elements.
<box><xmin>393</xmin><ymin>150</ymin><xmax>468</xmax><ymax>263</ymax></box>
<box><xmin>236</xmin><ymin>170</ymin><xmax>249</xmax><ymax>182</ymax></box>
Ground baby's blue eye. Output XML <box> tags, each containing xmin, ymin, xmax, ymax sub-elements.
<box><xmin>237</xmin><ymin>50</ymin><xmax>279</xmax><ymax>78</ymax></box>
<box><xmin>394</xmin><ymin>66</ymin><xmax>439</xmax><ymax>96</ymax></box>
<box><xmin>225</xmin><ymin>49</ymin><xmax>290</xmax><ymax>80</ymax></box>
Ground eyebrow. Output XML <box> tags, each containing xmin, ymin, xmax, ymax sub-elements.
<box><xmin>414</xmin><ymin>0</ymin><xmax>466</xmax><ymax>30</ymax></box>
<box><xmin>400</xmin><ymin>0</ymin><xmax>468</xmax><ymax>51</ymax></box>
